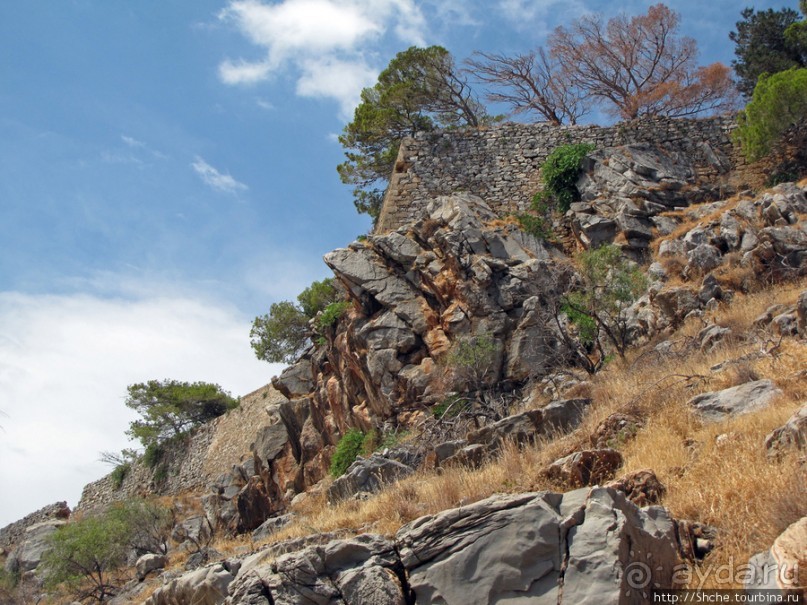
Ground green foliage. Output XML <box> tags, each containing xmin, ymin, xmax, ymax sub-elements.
<box><xmin>447</xmin><ymin>334</ymin><xmax>499</xmax><ymax>392</ymax></box>
<box><xmin>41</xmin><ymin>515</ymin><xmax>130</xmax><ymax>602</ymax></box>
<box><xmin>562</xmin><ymin>244</ymin><xmax>648</xmax><ymax>362</ymax></box>
<box><xmin>251</xmin><ymin>301</ymin><xmax>309</xmax><ymax>364</ymax></box>
<box><xmin>338</xmin><ymin>46</ymin><xmax>488</xmax><ymax>221</ymax></box>
<box><xmin>516</xmin><ymin>197</ymin><xmax>555</xmax><ymax>240</ymax></box>
<box><xmin>125</xmin><ymin>380</ymin><xmax>237</xmax><ymax>449</ymax></box>
<box><xmin>735</xmin><ymin>68</ymin><xmax>807</xmax><ymax>161</ymax></box>
<box><xmin>329</xmin><ymin>428</ymin><xmax>365</xmax><ymax>478</ymax></box>
<box><xmin>41</xmin><ymin>499</ymin><xmax>173</xmax><ymax>602</ymax></box>
<box><xmin>538</xmin><ymin>143</ymin><xmax>595</xmax><ymax>212</ymax></box>
<box><xmin>316</xmin><ymin>301</ymin><xmax>351</xmax><ymax>330</ymax></box>
<box><xmin>730</xmin><ymin>7</ymin><xmax>806</xmax><ymax>97</ymax></box>
<box><xmin>251</xmin><ymin>278</ymin><xmax>341</xmax><ymax>364</ymax></box>
<box><xmin>432</xmin><ymin>394</ymin><xmax>465</xmax><ymax>419</ymax></box>
<box><xmin>142</xmin><ymin>442</ymin><xmax>163</xmax><ymax>468</ymax></box>
<box><xmin>110</xmin><ymin>463</ymin><xmax>130</xmax><ymax>490</ymax></box>
<box><xmin>297</xmin><ymin>278</ymin><xmax>339</xmax><ymax>318</ymax></box>
<box><xmin>105</xmin><ymin>498</ymin><xmax>173</xmax><ymax>557</ymax></box>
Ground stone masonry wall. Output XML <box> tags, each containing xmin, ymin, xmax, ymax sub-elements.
<box><xmin>74</xmin><ymin>384</ymin><xmax>276</xmax><ymax>515</ymax></box>
<box><xmin>0</xmin><ymin>501</ymin><xmax>70</xmax><ymax>551</ymax></box>
<box><xmin>375</xmin><ymin>116</ymin><xmax>739</xmax><ymax>232</ymax></box>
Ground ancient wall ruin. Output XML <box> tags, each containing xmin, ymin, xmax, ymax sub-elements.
<box><xmin>375</xmin><ymin>116</ymin><xmax>740</xmax><ymax>232</ymax></box>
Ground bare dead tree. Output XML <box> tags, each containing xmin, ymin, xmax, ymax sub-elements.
<box><xmin>465</xmin><ymin>49</ymin><xmax>590</xmax><ymax>125</ymax></box>
<box><xmin>549</xmin><ymin>3</ymin><xmax>737</xmax><ymax>120</ymax></box>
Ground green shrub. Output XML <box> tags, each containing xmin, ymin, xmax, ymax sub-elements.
<box><xmin>151</xmin><ymin>463</ymin><xmax>168</xmax><ymax>486</ymax></box>
<box><xmin>736</xmin><ymin>68</ymin><xmax>807</xmax><ymax>161</ymax></box>
<box><xmin>142</xmin><ymin>443</ymin><xmax>164</xmax><ymax>469</ymax></box>
<box><xmin>516</xmin><ymin>197</ymin><xmax>555</xmax><ymax>240</ymax></box>
<box><xmin>316</xmin><ymin>301</ymin><xmax>351</xmax><ymax>330</ymax></box>
<box><xmin>329</xmin><ymin>428</ymin><xmax>365</xmax><ymax>477</ymax></box>
<box><xmin>110</xmin><ymin>463</ymin><xmax>130</xmax><ymax>490</ymax></box>
<box><xmin>538</xmin><ymin>143</ymin><xmax>595</xmax><ymax>212</ymax></box>
<box><xmin>432</xmin><ymin>394</ymin><xmax>465</xmax><ymax>419</ymax></box>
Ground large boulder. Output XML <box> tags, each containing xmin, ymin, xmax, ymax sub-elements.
<box><xmin>226</xmin><ymin>534</ymin><xmax>405</xmax><ymax>605</ymax></box>
<box><xmin>327</xmin><ymin>454</ymin><xmax>415</xmax><ymax>504</ymax></box>
<box><xmin>4</xmin><ymin>519</ymin><xmax>65</xmax><ymax>574</ymax></box>
<box><xmin>746</xmin><ymin>516</ymin><xmax>807</xmax><ymax>595</ymax></box>
<box><xmin>396</xmin><ymin>487</ymin><xmax>683</xmax><ymax>604</ymax></box>
<box><xmin>145</xmin><ymin>562</ymin><xmax>240</xmax><ymax>605</ymax></box>
<box><xmin>688</xmin><ymin>380</ymin><xmax>782</xmax><ymax>422</ymax></box>
<box><xmin>764</xmin><ymin>405</ymin><xmax>807</xmax><ymax>458</ymax></box>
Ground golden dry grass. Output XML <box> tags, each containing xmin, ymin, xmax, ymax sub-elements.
<box><xmin>226</xmin><ymin>276</ymin><xmax>807</xmax><ymax>590</ymax></box>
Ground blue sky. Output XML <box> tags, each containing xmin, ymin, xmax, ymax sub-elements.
<box><xmin>0</xmin><ymin>0</ymin><xmax>795</xmax><ymax>527</ymax></box>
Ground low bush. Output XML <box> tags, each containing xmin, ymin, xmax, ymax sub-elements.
<box><xmin>329</xmin><ymin>428</ymin><xmax>366</xmax><ymax>477</ymax></box>
<box><xmin>537</xmin><ymin>143</ymin><xmax>595</xmax><ymax>212</ymax></box>
<box><xmin>316</xmin><ymin>301</ymin><xmax>351</xmax><ymax>330</ymax></box>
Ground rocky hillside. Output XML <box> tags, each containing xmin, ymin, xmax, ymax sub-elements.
<box><xmin>2</xmin><ymin>138</ymin><xmax>806</xmax><ymax>604</ymax></box>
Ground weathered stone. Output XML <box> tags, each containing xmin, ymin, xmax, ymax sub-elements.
<box><xmin>4</xmin><ymin>520</ymin><xmax>65</xmax><ymax>574</ymax></box>
<box><xmin>765</xmin><ymin>405</ymin><xmax>807</xmax><ymax>457</ymax></box>
<box><xmin>272</xmin><ymin>359</ymin><xmax>314</xmax><ymax>400</ymax></box>
<box><xmin>327</xmin><ymin>454</ymin><xmax>414</xmax><ymax>503</ymax></box>
<box><xmin>546</xmin><ymin>449</ymin><xmax>624</xmax><ymax>487</ymax></box>
<box><xmin>698</xmin><ymin>323</ymin><xmax>731</xmax><ymax>352</ymax></box>
<box><xmin>441</xmin><ymin>443</ymin><xmax>488</xmax><ymax>469</ymax></box>
<box><xmin>251</xmin><ymin>513</ymin><xmax>296</xmax><ymax>542</ymax></box>
<box><xmin>227</xmin><ymin>534</ymin><xmax>403</xmax><ymax>605</ymax></box>
<box><xmin>687</xmin><ymin>244</ymin><xmax>723</xmax><ymax>273</ymax></box>
<box><xmin>136</xmin><ymin>553</ymin><xmax>168</xmax><ymax>581</ymax></box>
<box><xmin>145</xmin><ymin>562</ymin><xmax>237</xmax><ymax>605</ymax></box>
<box><xmin>606</xmin><ymin>469</ymin><xmax>666</xmax><ymax>506</ymax></box>
<box><xmin>396</xmin><ymin>487</ymin><xmax>682</xmax><ymax>605</ymax></box>
<box><xmin>688</xmin><ymin>380</ymin><xmax>782</xmax><ymax>422</ymax></box>
<box><xmin>590</xmin><ymin>413</ymin><xmax>643</xmax><ymax>448</ymax></box>
<box><xmin>746</xmin><ymin>517</ymin><xmax>807</xmax><ymax>594</ymax></box>
<box><xmin>654</xmin><ymin>287</ymin><xmax>699</xmax><ymax>326</ymax></box>
<box><xmin>798</xmin><ymin>291</ymin><xmax>807</xmax><ymax>337</ymax></box>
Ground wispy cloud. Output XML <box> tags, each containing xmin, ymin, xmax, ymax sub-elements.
<box><xmin>217</xmin><ymin>0</ymin><xmax>427</xmax><ymax>116</ymax></box>
<box><xmin>191</xmin><ymin>156</ymin><xmax>249</xmax><ymax>194</ymax></box>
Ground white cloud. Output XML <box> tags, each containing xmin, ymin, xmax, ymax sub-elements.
<box><xmin>218</xmin><ymin>0</ymin><xmax>427</xmax><ymax>113</ymax></box>
<box><xmin>191</xmin><ymin>156</ymin><xmax>249</xmax><ymax>194</ymax></box>
<box><xmin>295</xmin><ymin>57</ymin><xmax>378</xmax><ymax>117</ymax></box>
<box><xmin>0</xmin><ymin>288</ymin><xmax>280</xmax><ymax>528</ymax></box>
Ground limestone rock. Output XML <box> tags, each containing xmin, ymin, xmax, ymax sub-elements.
<box><xmin>226</xmin><ymin>534</ymin><xmax>404</xmax><ymax>605</ymax></box>
<box><xmin>4</xmin><ymin>519</ymin><xmax>65</xmax><ymax>574</ymax></box>
<box><xmin>546</xmin><ymin>449</ymin><xmax>624</xmax><ymax>487</ymax></box>
<box><xmin>327</xmin><ymin>454</ymin><xmax>415</xmax><ymax>503</ymax></box>
<box><xmin>136</xmin><ymin>553</ymin><xmax>168</xmax><ymax>581</ymax></box>
<box><xmin>746</xmin><ymin>517</ymin><xmax>807</xmax><ymax>595</ymax></box>
<box><xmin>765</xmin><ymin>405</ymin><xmax>807</xmax><ymax>457</ymax></box>
<box><xmin>606</xmin><ymin>469</ymin><xmax>666</xmax><ymax>507</ymax></box>
<box><xmin>145</xmin><ymin>562</ymin><xmax>238</xmax><ymax>605</ymax></box>
<box><xmin>396</xmin><ymin>487</ymin><xmax>682</xmax><ymax>605</ymax></box>
<box><xmin>688</xmin><ymin>380</ymin><xmax>782</xmax><ymax>422</ymax></box>
<box><xmin>797</xmin><ymin>291</ymin><xmax>807</xmax><ymax>337</ymax></box>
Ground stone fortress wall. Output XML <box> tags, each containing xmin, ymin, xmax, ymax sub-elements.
<box><xmin>375</xmin><ymin>116</ymin><xmax>741</xmax><ymax>232</ymax></box>
<box><xmin>74</xmin><ymin>383</ymin><xmax>278</xmax><ymax>515</ymax></box>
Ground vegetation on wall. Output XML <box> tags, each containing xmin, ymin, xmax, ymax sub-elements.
<box><xmin>536</xmin><ymin>143</ymin><xmax>595</xmax><ymax>212</ymax></box>
<box><xmin>125</xmin><ymin>380</ymin><xmax>238</xmax><ymax>449</ymax></box>
<box><xmin>338</xmin><ymin>46</ymin><xmax>489</xmax><ymax>221</ymax></box>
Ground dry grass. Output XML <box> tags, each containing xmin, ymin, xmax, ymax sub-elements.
<box><xmin>214</xmin><ymin>275</ymin><xmax>807</xmax><ymax>590</ymax></box>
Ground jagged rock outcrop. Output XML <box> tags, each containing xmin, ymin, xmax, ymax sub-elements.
<box><xmin>253</xmin><ymin>193</ymin><xmax>576</xmax><ymax>507</ymax></box>
<box><xmin>155</xmin><ymin>487</ymin><xmax>684</xmax><ymax>604</ymax></box>
<box><xmin>3</xmin><ymin>519</ymin><xmax>66</xmax><ymax>574</ymax></box>
<box><xmin>572</xmin><ymin>143</ymin><xmax>730</xmax><ymax>257</ymax></box>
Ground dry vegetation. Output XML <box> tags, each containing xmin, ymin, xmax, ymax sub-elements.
<box><xmin>215</xmin><ymin>278</ymin><xmax>806</xmax><ymax>591</ymax></box>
